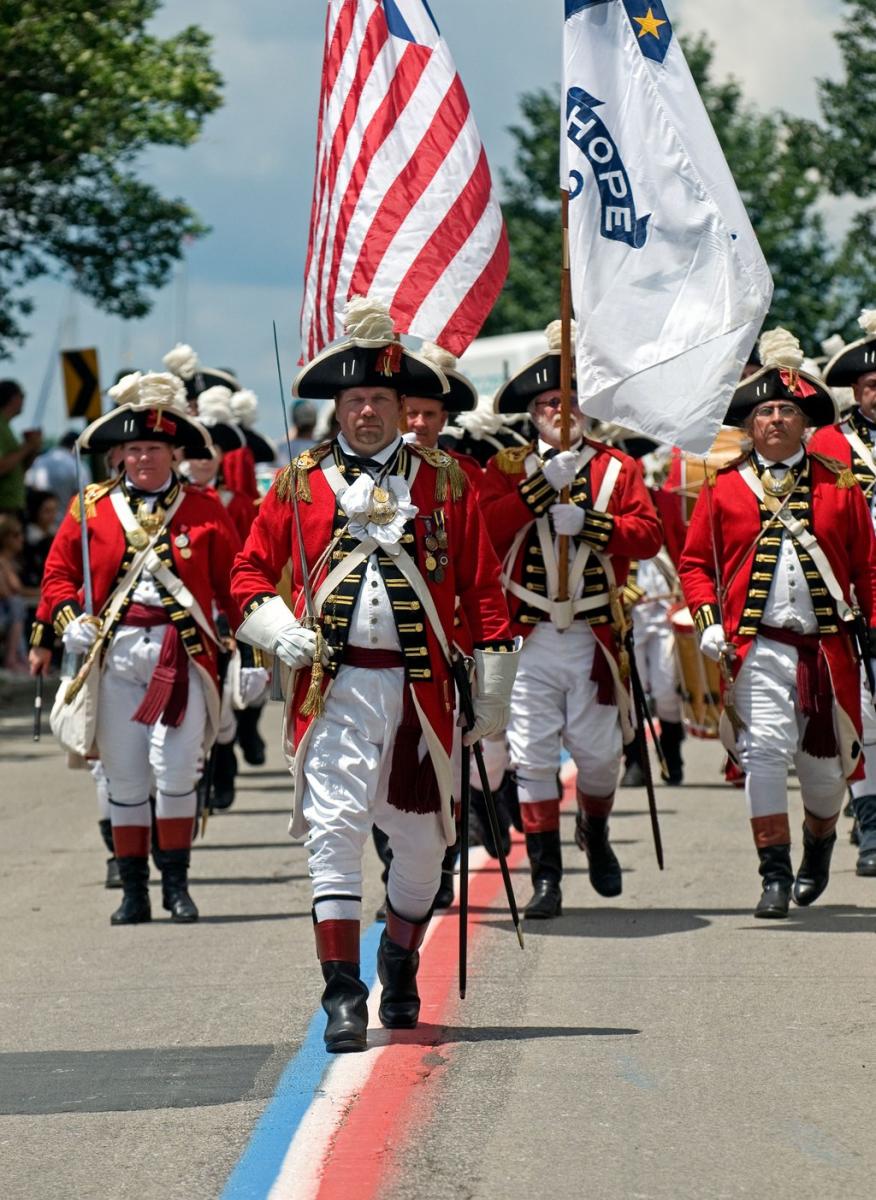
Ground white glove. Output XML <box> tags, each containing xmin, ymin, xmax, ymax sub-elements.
<box><xmin>236</xmin><ymin>594</ymin><xmax>317</xmax><ymax>671</ymax></box>
<box><xmin>62</xmin><ymin>614</ymin><xmax>99</xmax><ymax>655</ymax></box>
<box><xmin>237</xmin><ymin>666</ymin><xmax>269</xmax><ymax>706</ymax></box>
<box><xmin>541</xmin><ymin>450</ymin><xmax>579</xmax><ymax>491</ymax></box>
<box><xmin>550</xmin><ymin>503</ymin><xmax>585</xmax><ymax>536</ymax></box>
<box><xmin>699</xmin><ymin>623</ymin><xmax>731</xmax><ymax>663</ymax></box>
<box><xmin>463</xmin><ymin>644</ymin><xmax>521</xmax><ymax>746</ymax></box>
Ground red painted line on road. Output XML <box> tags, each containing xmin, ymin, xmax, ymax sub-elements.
<box><xmin>312</xmin><ymin>837</ymin><xmax>529</xmax><ymax>1200</ymax></box>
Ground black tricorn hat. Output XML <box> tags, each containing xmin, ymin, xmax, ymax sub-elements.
<box><xmin>493</xmin><ymin>320</ymin><xmax>577</xmax><ymax>414</ymax></box>
<box><xmin>725</xmin><ymin>366</ymin><xmax>836</xmax><ymax>428</ymax></box>
<box><xmin>403</xmin><ymin>342</ymin><xmax>477</xmax><ymax>413</ymax></box>
<box><xmin>79</xmin><ymin>373</ymin><xmax>211</xmax><ymax>455</ymax></box>
<box><xmin>823</xmin><ymin>319</ymin><xmax>876</xmax><ymax>387</ymax></box>
<box><xmin>292</xmin><ymin>297</ymin><xmax>448</xmax><ymax>401</ymax></box>
<box><xmin>185</xmin><ymin>385</ymin><xmax>247</xmax><ymax>459</ymax></box>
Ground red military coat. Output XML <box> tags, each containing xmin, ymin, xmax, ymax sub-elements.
<box><xmin>39</xmin><ymin>480</ymin><xmax>242</xmax><ymax>692</ymax></box>
<box><xmin>679</xmin><ymin>452</ymin><xmax>876</xmax><ymax>775</ymax></box>
<box><xmin>231</xmin><ymin>441</ymin><xmax>510</xmax><ymax>841</ymax></box>
<box><xmin>478</xmin><ymin>437</ymin><xmax>663</xmax><ymax>641</ymax></box>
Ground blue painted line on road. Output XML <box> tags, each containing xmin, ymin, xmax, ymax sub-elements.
<box><xmin>220</xmin><ymin>921</ymin><xmax>383</xmax><ymax>1200</ymax></box>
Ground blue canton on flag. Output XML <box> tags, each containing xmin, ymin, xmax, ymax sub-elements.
<box><xmin>383</xmin><ymin>0</ymin><xmax>440</xmax><ymax>44</ymax></box>
<box><xmin>622</xmin><ymin>1</ymin><xmax>672</xmax><ymax>64</ymax></box>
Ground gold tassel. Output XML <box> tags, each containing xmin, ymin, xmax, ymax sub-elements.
<box><xmin>70</xmin><ymin>476</ymin><xmax>122</xmax><ymax>523</ymax></box>
<box><xmin>495</xmin><ymin>444</ymin><xmax>531</xmax><ymax>475</ymax></box>
<box><xmin>299</xmin><ymin>626</ymin><xmax>326</xmax><ymax>718</ymax></box>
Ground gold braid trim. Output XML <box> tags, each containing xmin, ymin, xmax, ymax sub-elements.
<box><xmin>275</xmin><ymin>441</ymin><xmax>334</xmax><ymax>504</ymax></box>
<box><xmin>412</xmin><ymin>444</ymin><xmax>467</xmax><ymax>501</ymax></box>
<box><xmin>70</xmin><ymin>475</ymin><xmax>122</xmax><ymax>523</ymax></box>
<box><xmin>809</xmin><ymin>451</ymin><xmax>857</xmax><ymax>488</ymax></box>
<box><xmin>495</xmin><ymin>443</ymin><xmax>533</xmax><ymax>475</ymax></box>
<box><xmin>299</xmin><ymin>624</ymin><xmax>326</xmax><ymax>718</ymax></box>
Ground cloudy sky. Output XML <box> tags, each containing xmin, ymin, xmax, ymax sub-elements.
<box><xmin>9</xmin><ymin>0</ymin><xmax>848</xmax><ymax>438</ymax></box>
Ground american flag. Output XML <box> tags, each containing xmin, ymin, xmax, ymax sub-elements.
<box><xmin>300</xmin><ymin>0</ymin><xmax>508</xmax><ymax>361</ymax></box>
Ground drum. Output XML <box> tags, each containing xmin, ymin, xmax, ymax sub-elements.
<box><xmin>669</xmin><ymin>603</ymin><xmax>721</xmax><ymax>738</ymax></box>
<box><xmin>671</xmin><ymin>426</ymin><xmax>747</xmax><ymax>523</ymax></box>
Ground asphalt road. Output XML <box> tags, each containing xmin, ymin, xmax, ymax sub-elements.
<box><xmin>1</xmin><ymin>690</ymin><xmax>874</xmax><ymax>1200</ymax></box>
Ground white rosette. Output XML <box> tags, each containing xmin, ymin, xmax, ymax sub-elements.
<box><xmin>339</xmin><ymin>473</ymin><xmax>418</xmax><ymax>553</ymax></box>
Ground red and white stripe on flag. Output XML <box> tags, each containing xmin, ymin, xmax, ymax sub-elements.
<box><xmin>300</xmin><ymin>0</ymin><xmax>508</xmax><ymax>361</ymax></box>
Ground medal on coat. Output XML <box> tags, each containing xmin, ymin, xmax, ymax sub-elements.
<box><xmin>175</xmin><ymin>532</ymin><xmax>192</xmax><ymax>560</ymax></box>
<box><xmin>367</xmin><ymin>485</ymin><xmax>399</xmax><ymax>527</ymax></box>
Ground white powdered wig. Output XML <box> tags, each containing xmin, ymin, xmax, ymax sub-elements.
<box><xmin>135</xmin><ymin>372</ymin><xmax>188</xmax><ymax>412</ymax></box>
<box><xmin>230</xmin><ymin>388</ymin><xmax>258</xmax><ymax>428</ymax></box>
<box><xmin>420</xmin><ymin>341</ymin><xmax>457</xmax><ymax>371</ymax></box>
<box><xmin>758</xmin><ymin>327</ymin><xmax>804</xmax><ymax>371</ymax></box>
<box><xmin>343</xmin><ymin>295</ymin><xmax>395</xmax><ymax>345</ymax></box>
<box><xmin>162</xmin><ymin>342</ymin><xmax>200</xmax><ymax>380</ymax></box>
<box><xmin>108</xmin><ymin>372</ymin><xmax>143</xmax><ymax>407</ymax></box>
<box><xmin>859</xmin><ymin>309</ymin><xmax>876</xmax><ymax>336</ymax></box>
<box><xmin>456</xmin><ymin>400</ymin><xmax>505</xmax><ymax>437</ymax></box>
<box><xmin>821</xmin><ymin>333</ymin><xmax>846</xmax><ymax>359</ymax></box>
<box><xmin>544</xmin><ymin>319</ymin><xmax>578</xmax><ymax>352</ymax></box>
<box><xmin>197</xmin><ymin>385</ymin><xmax>234</xmax><ymax>426</ymax></box>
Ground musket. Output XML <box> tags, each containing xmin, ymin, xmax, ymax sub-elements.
<box><xmin>451</xmin><ymin>654</ymin><xmax>525</xmax><ymax>972</ymax></box>
<box><xmin>271</xmin><ymin>321</ymin><xmax>324</xmax><ymax>709</ymax></box>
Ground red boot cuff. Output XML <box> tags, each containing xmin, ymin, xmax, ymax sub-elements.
<box><xmin>314</xmin><ymin>919</ymin><xmax>360</xmax><ymax>964</ymax></box>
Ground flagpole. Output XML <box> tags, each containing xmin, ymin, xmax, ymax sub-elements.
<box><xmin>557</xmin><ymin>187</ymin><xmax>573</xmax><ymax>602</ymax></box>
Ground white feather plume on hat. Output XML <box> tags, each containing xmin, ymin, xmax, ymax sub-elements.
<box><xmin>135</xmin><ymin>372</ymin><xmax>188</xmax><ymax>412</ymax></box>
<box><xmin>859</xmin><ymin>309</ymin><xmax>876</xmax><ymax>337</ymax></box>
<box><xmin>544</xmin><ymin>319</ymin><xmax>577</xmax><ymax>352</ymax></box>
<box><xmin>108</xmin><ymin>372</ymin><xmax>142</xmax><ymax>407</ymax></box>
<box><xmin>758</xmin><ymin>327</ymin><xmax>804</xmax><ymax>371</ymax></box>
<box><xmin>456</xmin><ymin>399</ymin><xmax>505</xmax><ymax>437</ymax></box>
<box><xmin>230</xmin><ymin>388</ymin><xmax>258</xmax><ymax>428</ymax></box>
<box><xmin>343</xmin><ymin>295</ymin><xmax>396</xmax><ymax>345</ymax></box>
<box><xmin>419</xmin><ymin>341</ymin><xmax>457</xmax><ymax>372</ymax></box>
<box><xmin>821</xmin><ymin>333</ymin><xmax>846</xmax><ymax>359</ymax></box>
<box><xmin>162</xmin><ymin>342</ymin><xmax>200</xmax><ymax>380</ymax></box>
<box><xmin>197</xmin><ymin>385</ymin><xmax>234</xmax><ymax>426</ymax></box>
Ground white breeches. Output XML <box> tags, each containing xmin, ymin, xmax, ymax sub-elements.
<box><xmin>734</xmin><ymin>638</ymin><xmax>845</xmax><ymax>820</ymax></box>
<box><xmin>302</xmin><ymin>665</ymin><xmax>445</xmax><ymax>922</ymax></box>
<box><xmin>90</xmin><ymin>759</ymin><xmax>111</xmax><ymax>820</ymax></box>
<box><xmin>851</xmin><ymin>669</ymin><xmax>876</xmax><ymax>799</ymax></box>
<box><xmin>97</xmin><ymin>628</ymin><xmax>206</xmax><ymax>827</ymax></box>
<box><xmin>632</xmin><ymin>613</ymin><xmax>682</xmax><ymax>723</ymax></box>
<box><xmin>507</xmin><ymin>622</ymin><xmax>622</xmax><ymax>801</ymax></box>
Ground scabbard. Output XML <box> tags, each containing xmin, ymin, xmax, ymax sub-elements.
<box><xmin>625</xmin><ymin>631</ymin><xmax>665</xmax><ymax>870</ymax></box>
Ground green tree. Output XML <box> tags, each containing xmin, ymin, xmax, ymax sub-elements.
<box><xmin>0</xmin><ymin>0</ymin><xmax>223</xmax><ymax>357</ymax></box>
<box><xmin>816</xmin><ymin>0</ymin><xmax>876</xmax><ymax>198</ymax></box>
<box><xmin>484</xmin><ymin>22</ymin><xmax>876</xmax><ymax>351</ymax></box>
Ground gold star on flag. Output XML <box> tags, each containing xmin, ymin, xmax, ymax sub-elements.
<box><xmin>634</xmin><ymin>7</ymin><xmax>667</xmax><ymax>39</ymax></box>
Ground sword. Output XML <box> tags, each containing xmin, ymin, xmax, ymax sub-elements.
<box><xmin>458</xmin><ymin>741</ymin><xmax>471</xmax><ymax>1000</ymax></box>
<box><xmin>451</xmin><ymin>654</ymin><xmax>524</xmax><ymax>958</ymax></box>
<box><xmin>32</xmin><ymin>674</ymin><xmax>43</xmax><ymax>741</ymax></box>
<box><xmin>624</xmin><ymin>626</ymin><xmax>665</xmax><ymax>870</ymax></box>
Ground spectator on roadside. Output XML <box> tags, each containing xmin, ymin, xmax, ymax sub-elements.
<box><xmin>0</xmin><ymin>380</ymin><xmax>42</xmax><ymax>517</ymax></box>
<box><xmin>21</xmin><ymin>489</ymin><xmax>59</xmax><ymax>594</ymax></box>
<box><xmin>0</xmin><ymin>514</ymin><xmax>29</xmax><ymax>674</ymax></box>
<box><xmin>26</xmin><ymin>430</ymin><xmax>82</xmax><ymax>520</ymax></box>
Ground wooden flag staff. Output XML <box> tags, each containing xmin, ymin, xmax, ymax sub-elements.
<box><xmin>557</xmin><ymin>187</ymin><xmax>573</xmax><ymax>601</ymax></box>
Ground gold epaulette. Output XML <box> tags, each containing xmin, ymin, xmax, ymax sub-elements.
<box><xmin>275</xmin><ymin>441</ymin><xmax>334</xmax><ymax>504</ymax></box>
<box><xmin>69</xmin><ymin>475</ymin><xmax>122</xmax><ymax>523</ymax></box>
<box><xmin>411</xmin><ymin>444</ymin><xmax>467</xmax><ymax>501</ymax></box>
<box><xmin>495</xmin><ymin>443</ymin><xmax>533</xmax><ymax>475</ymax></box>
<box><xmin>809</xmin><ymin>451</ymin><xmax>857</xmax><ymax>488</ymax></box>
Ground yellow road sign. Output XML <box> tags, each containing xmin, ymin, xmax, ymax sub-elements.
<box><xmin>62</xmin><ymin>348</ymin><xmax>101</xmax><ymax>421</ymax></box>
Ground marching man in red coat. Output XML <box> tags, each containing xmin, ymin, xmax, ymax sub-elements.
<box><xmin>680</xmin><ymin>329</ymin><xmax>876</xmax><ymax>918</ymax></box>
<box><xmin>808</xmin><ymin>309</ymin><xmax>876</xmax><ymax>876</ymax></box>
<box><xmin>479</xmin><ymin>322</ymin><xmax>663</xmax><ymax>919</ymax></box>
<box><xmin>231</xmin><ymin>300</ymin><xmax>516</xmax><ymax>1054</ymax></box>
<box><xmin>29</xmin><ymin>372</ymin><xmax>247</xmax><ymax>924</ymax></box>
